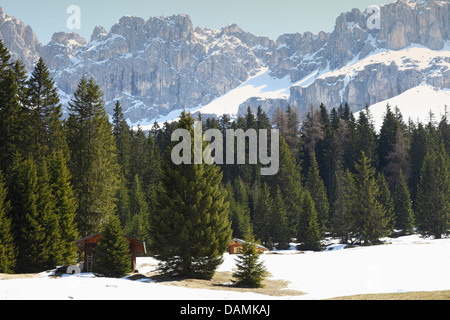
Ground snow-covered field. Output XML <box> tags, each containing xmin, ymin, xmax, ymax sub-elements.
<box><xmin>1</xmin><ymin>234</ymin><xmax>450</xmax><ymax>300</ymax></box>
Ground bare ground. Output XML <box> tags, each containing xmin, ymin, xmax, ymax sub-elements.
<box><xmin>128</xmin><ymin>271</ymin><xmax>305</xmax><ymax>297</ymax></box>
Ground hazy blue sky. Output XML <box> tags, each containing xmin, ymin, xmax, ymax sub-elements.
<box><xmin>2</xmin><ymin>0</ymin><xmax>392</xmax><ymax>44</ymax></box>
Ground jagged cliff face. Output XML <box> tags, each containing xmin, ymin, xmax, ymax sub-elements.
<box><xmin>0</xmin><ymin>0</ymin><xmax>449</xmax><ymax>123</ymax></box>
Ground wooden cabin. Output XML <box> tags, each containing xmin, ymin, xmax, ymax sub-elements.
<box><xmin>228</xmin><ymin>238</ymin><xmax>268</xmax><ymax>254</ymax></box>
<box><xmin>75</xmin><ymin>233</ymin><xmax>146</xmax><ymax>273</ymax></box>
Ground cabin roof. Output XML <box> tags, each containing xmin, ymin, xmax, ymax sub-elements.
<box><xmin>230</xmin><ymin>238</ymin><xmax>268</xmax><ymax>251</ymax></box>
<box><xmin>75</xmin><ymin>233</ymin><xmax>147</xmax><ymax>254</ymax></box>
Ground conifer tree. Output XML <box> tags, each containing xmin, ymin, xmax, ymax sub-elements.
<box><xmin>8</xmin><ymin>157</ymin><xmax>56</xmax><ymax>272</ymax></box>
<box><xmin>48</xmin><ymin>151</ymin><xmax>79</xmax><ymax>264</ymax></box>
<box><xmin>112</xmin><ymin>101</ymin><xmax>132</xmax><ymax>182</ymax></box>
<box><xmin>66</xmin><ymin>76</ymin><xmax>120</xmax><ymax>236</ymax></box>
<box><xmin>265</xmin><ymin>136</ymin><xmax>303</xmax><ymax>236</ymax></box>
<box><xmin>305</xmin><ymin>153</ymin><xmax>329</xmax><ymax>233</ymax></box>
<box><xmin>393</xmin><ymin>170</ymin><xmax>415</xmax><ymax>234</ymax></box>
<box><xmin>232</xmin><ymin>232</ymin><xmax>268</xmax><ymax>288</ymax></box>
<box><xmin>353</xmin><ymin>152</ymin><xmax>389</xmax><ymax>244</ymax></box>
<box><xmin>93</xmin><ymin>214</ymin><xmax>131</xmax><ymax>278</ymax></box>
<box><xmin>150</xmin><ymin>111</ymin><xmax>232</xmax><ymax>279</ymax></box>
<box><xmin>415</xmin><ymin>148</ymin><xmax>450</xmax><ymax>238</ymax></box>
<box><xmin>126</xmin><ymin>174</ymin><xmax>150</xmax><ymax>246</ymax></box>
<box><xmin>226</xmin><ymin>180</ymin><xmax>252</xmax><ymax>239</ymax></box>
<box><xmin>26</xmin><ymin>57</ymin><xmax>67</xmax><ymax>159</ymax></box>
<box><xmin>0</xmin><ymin>67</ymin><xmax>23</xmax><ymax>172</ymax></box>
<box><xmin>331</xmin><ymin>167</ymin><xmax>355</xmax><ymax>243</ymax></box>
<box><xmin>0</xmin><ymin>170</ymin><xmax>15</xmax><ymax>273</ymax></box>
<box><xmin>271</xmin><ymin>187</ymin><xmax>291</xmax><ymax>250</ymax></box>
<box><xmin>252</xmin><ymin>183</ymin><xmax>273</xmax><ymax>248</ymax></box>
<box><xmin>376</xmin><ymin>172</ymin><xmax>395</xmax><ymax>234</ymax></box>
<box><xmin>297</xmin><ymin>191</ymin><xmax>321</xmax><ymax>251</ymax></box>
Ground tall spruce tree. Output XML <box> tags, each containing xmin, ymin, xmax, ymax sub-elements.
<box><xmin>149</xmin><ymin>111</ymin><xmax>232</xmax><ymax>279</ymax></box>
<box><xmin>297</xmin><ymin>191</ymin><xmax>321</xmax><ymax>251</ymax></box>
<box><xmin>0</xmin><ymin>170</ymin><xmax>15</xmax><ymax>273</ymax></box>
<box><xmin>112</xmin><ymin>101</ymin><xmax>132</xmax><ymax>183</ymax></box>
<box><xmin>331</xmin><ymin>167</ymin><xmax>355</xmax><ymax>243</ymax></box>
<box><xmin>271</xmin><ymin>187</ymin><xmax>291</xmax><ymax>250</ymax></box>
<box><xmin>126</xmin><ymin>174</ymin><xmax>150</xmax><ymax>246</ymax></box>
<box><xmin>353</xmin><ymin>152</ymin><xmax>389</xmax><ymax>244</ymax></box>
<box><xmin>305</xmin><ymin>153</ymin><xmax>329</xmax><ymax>233</ymax></box>
<box><xmin>0</xmin><ymin>67</ymin><xmax>23</xmax><ymax>172</ymax></box>
<box><xmin>8</xmin><ymin>156</ymin><xmax>61</xmax><ymax>272</ymax></box>
<box><xmin>66</xmin><ymin>76</ymin><xmax>120</xmax><ymax>236</ymax></box>
<box><xmin>26</xmin><ymin>57</ymin><xmax>67</xmax><ymax>159</ymax></box>
<box><xmin>393</xmin><ymin>170</ymin><xmax>415</xmax><ymax>234</ymax></box>
<box><xmin>376</xmin><ymin>172</ymin><xmax>395</xmax><ymax>235</ymax></box>
<box><xmin>48</xmin><ymin>151</ymin><xmax>79</xmax><ymax>264</ymax></box>
<box><xmin>415</xmin><ymin>147</ymin><xmax>450</xmax><ymax>238</ymax></box>
<box><xmin>252</xmin><ymin>183</ymin><xmax>273</xmax><ymax>248</ymax></box>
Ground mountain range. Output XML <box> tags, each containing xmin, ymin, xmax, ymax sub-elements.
<box><xmin>0</xmin><ymin>0</ymin><xmax>449</xmax><ymax>128</ymax></box>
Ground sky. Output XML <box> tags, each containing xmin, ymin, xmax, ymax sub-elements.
<box><xmin>1</xmin><ymin>0</ymin><xmax>392</xmax><ymax>44</ymax></box>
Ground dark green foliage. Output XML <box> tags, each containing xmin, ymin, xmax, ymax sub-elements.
<box><xmin>26</xmin><ymin>57</ymin><xmax>67</xmax><ymax>159</ymax></box>
<box><xmin>93</xmin><ymin>214</ymin><xmax>132</xmax><ymax>278</ymax></box>
<box><xmin>270</xmin><ymin>187</ymin><xmax>291</xmax><ymax>250</ymax></box>
<box><xmin>353</xmin><ymin>152</ymin><xmax>389</xmax><ymax>244</ymax></box>
<box><xmin>150</xmin><ymin>111</ymin><xmax>232</xmax><ymax>279</ymax></box>
<box><xmin>0</xmin><ymin>170</ymin><xmax>15</xmax><ymax>273</ymax></box>
<box><xmin>305</xmin><ymin>153</ymin><xmax>329</xmax><ymax>233</ymax></box>
<box><xmin>48</xmin><ymin>151</ymin><xmax>79</xmax><ymax>264</ymax></box>
<box><xmin>393</xmin><ymin>170</ymin><xmax>415</xmax><ymax>234</ymax></box>
<box><xmin>232</xmin><ymin>233</ymin><xmax>268</xmax><ymax>288</ymax></box>
<box><xmin>331</xmin><ymin>167</ymin><xmax>355</xmax><ymax>243</ymax></box>
<box><xmin>126</xmin><ymin>174</ymin><xmax>150</xmax><ymax>246</ymax></box>
<box><xmin>66</xmin><ymin>76</ymin><xmax>120</xmax><ymax>236</ymax></box>
<box><xmin>376</xmin><ymin>172</ymin><xmax>395</xmax><ymax>235</ymax></box>
<box><xmin>415</xmin><ymin>148</ymin><xmax>450</xmax><ymax>238</ymax></box>
<box><xmin>297</xmin><ymin>191</ymin><xmax>321</xmax><ymax>251</ymax></box>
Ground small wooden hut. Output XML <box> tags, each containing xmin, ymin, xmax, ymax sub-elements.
<box><xmin>228</xmin><ymin>238</ymin><xmax>268</xmax><ymax>254</ymax></box>
<box><xmin>75</xmin><ymin>233</ymin><xmax>146</xmax><ymax>273</ymax></box>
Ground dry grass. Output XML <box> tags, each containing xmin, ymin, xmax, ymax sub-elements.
<box><xmin>129</xmin><ymin>271</ymin><xmax>305</xmax><ymax>297</ymax></box>
<box><xmin>329</xmin><ymin>291</ymin><xmax>450</xmax><ymax>300</ymax></box>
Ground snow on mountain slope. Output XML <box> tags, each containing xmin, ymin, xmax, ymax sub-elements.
<box><xmin>196</xmin><ymin>67</ymin><xmax>291</xmax><ymax>117</ymax></box>
<box><xmin>366</xmin><ymin>84</ymin><xmax>450</xmax><ymax>132</ymax></box>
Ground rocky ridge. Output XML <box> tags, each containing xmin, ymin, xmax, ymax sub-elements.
<box><xmin>0</xmin><ymin>0</ymin><xmax>449</xmax><ymax>124</ymax></box>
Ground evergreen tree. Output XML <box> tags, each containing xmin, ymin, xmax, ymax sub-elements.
<box><xmin>0</xmin><ymin>67</ymin><xmax>23</xmax><ymax>172</ymax></box>
<box><xmin>415</xmin><ymin>148</ymin><xmax>450</xmax><ymax>238</ymax></box>
<box><xmin>331</xmin><ymin>167</ymin><xmax>355</xmax><ymax>243</ymax></box>
<box><xmin>297</xmin><ymin>191</ymin><xmax>321</xmax><ymax>251</ymax></box>
<box><xmin>393</xmin><ymin>170</ymin><xmax>415</xmax><ymax>234</ymax></box>
<box><xmin>376</xmin><ymin>172</ymin><xmax>395</xmax><ymax>234</ymax></box>
<box><xmin>112</xmin><ymin>101</ymin><xmax>132</xmax><ymax>183</ymax></box>
<box><xmin>8</xmin><ymin>157</ymin><xmax>57</xmax><ymax>272</ymax></box>
<box><xmin>352</xmin><ymin>110</ymin><xmax>378</xmax><ymax>170</ymax></box>
<box><xmin>305</xmin><ymin>153</ymin><xmax>329</xmax><ymax>233</ymax></box>
<box><xmin>0</xmin><ymin>170</ymin><xmax>15</xmax><ymax>273</ymax></box>
<box><xmin>378</xmin><ymin>105</ymin><xmax>400</xmax><ymax>170</ymax></box>
<box><xmin>252</xmin><ymin>183</ymin><xmax>273</xmax><ymax>248</ymax></box>
<box><xmin>270</xmin><ymin>187</ymin><xmax>291</xmax><ymax>250</ymax></box>
<box><xmin>66</xmin><ymin>76</ymin><xmax>120</xmax><ymax>236</ymax></box>
<box><xmin>353</xmin><ymin>152</ymin><xmax>389</xmax><ymax>244</ymax></box>
<box><xmin>226</xmin><ymin>180</ymin><xmax>252</xmax><ymax>239</ymax></box>
<box><xmin>265</xmin><ymin>136</ymin><xmax>303</xmax><ymax>236</ymax></box>
<box><xmin>150</xmin><ymin>111</ymin><xmax>232</xmax><ymax>279</ymax></box>
<box><xmin>48</xmin><ymin>151</ymin><xmax>79</xmax><ymax>264</ymax></box>
<box><xmin>232</xmin><ymin>232</ymin><xmax>268</xmax><ymax>288</ymax></box>
<box><xmin>26</xmin><ymin>57</ymin><xmax>67</xmax><ymax>159</ymax></box>
<box><xmin>409</xmin><ymin>123</ymin><xmax>431</xmax><ymax>202</ymax></box>
<box><xmin>93</xmin><ymin>214</ymin><xmax>132</xmax><ymax>278</ymax></box>
<box><xmin>126</xmin><ymin>174</ymin><xmax>150</xmax><ymax>246</ymax></box>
